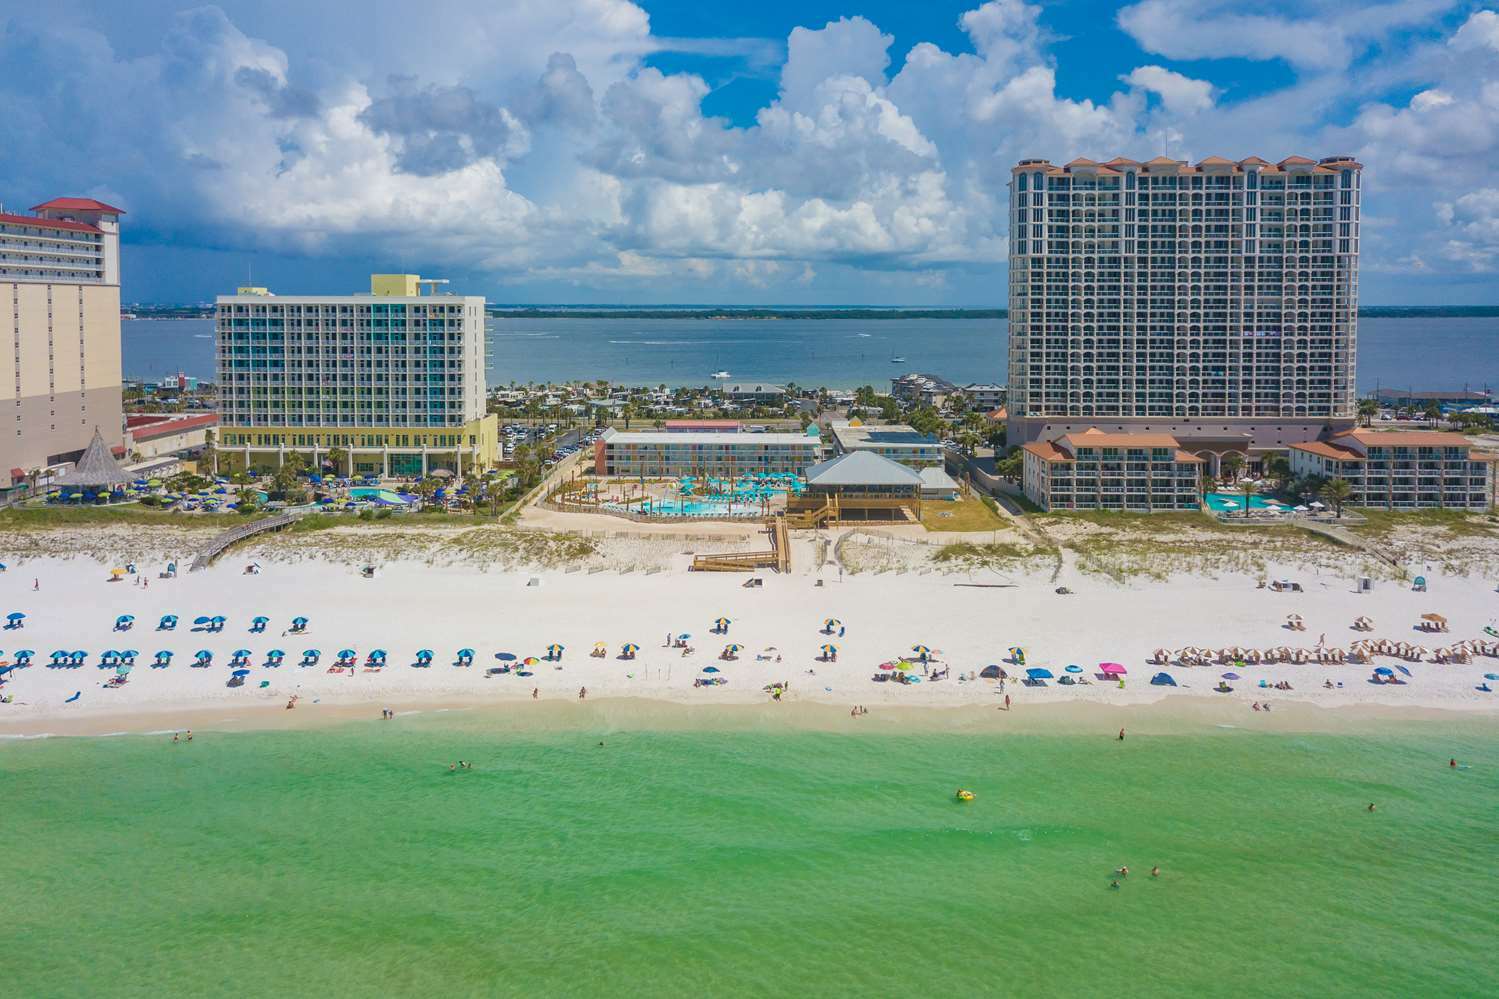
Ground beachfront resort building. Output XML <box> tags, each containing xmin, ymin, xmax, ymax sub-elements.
<box><xmin>828</xmin><ymin>420</ymin><xmax>944</xmax><ymax>468</ymax></box>
<box><xmin>214</xmin><ymin>274</ymin><xmax>498</xmax><ymax>477</ymax></box>
<box><xmin>1288</xmin><ymin>430</ymin><xmax>1495</xmax><ymax>511</ymax></box>
<box><xmin>593</xmin><ymin>425</ymin><xmax>823</xmax><ymax>477</ymax></box>
<box><xmin>1006</xmin><ymin>155</ymin><xmax>1362</xmax><ymax>469</ymax></box>
<box><xmin>0</xmin><ymin>197</ymin><xmax>126</xmax><ymax>491</ymax></box>
<box><xmin>1021</xmin><ymin>428</ymin><xmax>1205</xmax><ymax>512</ymax></box>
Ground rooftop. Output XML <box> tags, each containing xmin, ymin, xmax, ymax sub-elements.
<box><xmin>31</xmin><ymin>197</ymin><xmax>126</xmax><ymax>215</ymax></box>
<box><xmin>1012</xmin><ymin>155</ymin><xmax>1361</xmax><ymax>177</ymax></box>
<box><xmin>600</xmin><ymin>428</ymin><xmax>818</xmax><ymax>447</ymax></box>
<box><xmin>830</xmin><ymin>421</ymin><xmax>940</xmax><ymax>450</ymax></box>
<box><xmin>0</xmin><ymin>211</ymin><xmax>101</xmax><ymax>234</ymax></box>
<box><xmin>806</xmin><ymin>450</ymin><xmax>923</xmax><ymax>488</ymax></box>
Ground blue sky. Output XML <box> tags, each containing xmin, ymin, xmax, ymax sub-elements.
<box><xmin>3</xmin><ymin>0</ymin><xmax>1498</xmax><ymax>305</ymax></box>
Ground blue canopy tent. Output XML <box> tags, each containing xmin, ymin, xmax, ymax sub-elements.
<box><xmin>1150</xmin><ymin>672</ymin><xmax>1178</xmax><ymax>686</ymax></box>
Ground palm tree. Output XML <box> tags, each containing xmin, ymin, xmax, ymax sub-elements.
<box><xmin>1319</xmin><ymin>477</ymin><xmax>1353</xmax><ymax>518</ymax></box>
<box><xmin>202</xmin><ymin>429</ymin><xmax>218</xmax><ymax>476</ymax></box>
<box><xmin>621</xmin><ymin>403</ymin><xmax>637</xmax><ymax>430</ymax></box>
<box><xmin>1220</xmin><ymin>452</ymin><xmax>1244</xmax><ymax>485</ymax></box>
<box><xmin>1357</xmin><ymin>398</ymin><xmax>1378</xmax><ymax>427</ymax></box>
<box><xmin>1240</xmin><ymin>478</ymin><xmax>1256</xmax><ymax>518</ymax></box>
<box><xmin>1422</xmin><ymin>401</ymin><xmax>1442</xmax><ymax>427</ymax></box>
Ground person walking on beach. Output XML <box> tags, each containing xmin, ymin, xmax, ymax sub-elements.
<box><xmin>1118</xmin><ymin>728</ymin><xmax>1125</xmax><ymax>741</ymax></box>
<box><xmin>578</xmin><ymin>686</ymin><xmax>587</xmax><ymax>700</ymax></box>
<box><xmin>32</xmin><ymin>578</ymin><xmax>38</xmax><ymax>591</ymax></box>
<box><xmin>532</xmin><ymin>687</ymin><xmax>539</xmax><ymax>699</ymax></box>
<box><xmin>1003</xmin><ymin>694</ymin><xmax>1011</xmax><ymax>711</ymax></box>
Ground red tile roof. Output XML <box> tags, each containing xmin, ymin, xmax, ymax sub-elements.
<box><xmin>31</xmin><ymin>197</ymin><xmax>126</xmax><ymax>215</ymax></box>
<box><xmin>1337</xmin><ymin>429</ymin><xmax>1477</xmax><ymax>447</ymax></box>
<box><xmin>0</xmin><ymin>211</ymin><xmax>100</xmax><ymax>234</ymax></box>
<box><xmin>1288</xmin><ymin>440</ymin><xmax>1358</xmax><ymax>460</ymax></box>
<box><xmin>1022</xmin><ymin>441</ymin><xmax>1069</xmax><ymax>463</ymax></box>
<box><xmin>126</xmin><ymin>412</ymin><xmax>218</xmax><ymax>441</ymax></box>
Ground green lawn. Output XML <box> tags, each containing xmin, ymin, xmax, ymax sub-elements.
<box><xmin>920</xmin><ymin>496</ymin><xmax>1006</xmax><ymax>532</ymax></box>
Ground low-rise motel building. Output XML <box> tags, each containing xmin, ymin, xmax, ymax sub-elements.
<box><xmin>1288</xmin><ymin>430</ymin><xmax>1496</xmax><ymax>511</ymax></box>
<box><xmin>1022</xmin><ymin>429</ymin><xmax>1204</xmax><ymax>512</ymax></box>
<box><xmin>214</xmin><ymin>274</ymin><xmax>498</xmax><ymax>477</ymax></box>
<box><xmin>829</xmin><ymin>420</ymin><xmax>944</xmax><ymax>468</ymax></box>
<box><xmin>593</xmin><ymin>423</ymin><xmax>823</xmax><ymax>477</ymax></box>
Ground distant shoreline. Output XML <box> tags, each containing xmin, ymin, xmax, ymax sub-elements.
<box><xmin>122</xmin><ymin>306</ymin><xmax>1499</xmax><ymax>320</ymax></box>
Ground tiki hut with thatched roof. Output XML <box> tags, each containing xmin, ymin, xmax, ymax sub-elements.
<box><xmin>51</xmin><ymin>428</ymin><xmax>133</xmax><ymax>491</ymax></box>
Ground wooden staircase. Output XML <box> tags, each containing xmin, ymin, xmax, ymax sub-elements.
<box><xmin>783</xmin><ymin>496</ymin><xmax>838</xmax><ymax>529</ymax></box>
<box><xmin>690</xmin><ymin>517</ymin><xmax>790</xmax><ymax>573</ymax></box>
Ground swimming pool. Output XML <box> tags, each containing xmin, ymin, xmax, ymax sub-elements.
<box><xmin>349</xmin><ymin>487</ymin><xmax>417</xmax><ymax>505</ymax></box>
<box><xmin>1204</xmin><ymin>492</ymin><xmax>1286</xmax><ymax>513</ymax></box>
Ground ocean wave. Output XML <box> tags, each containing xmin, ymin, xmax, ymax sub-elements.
<box><xmin>606</xmin><ymin>339</ymin><xmax>714</xmax><ymax>346</ymax></box>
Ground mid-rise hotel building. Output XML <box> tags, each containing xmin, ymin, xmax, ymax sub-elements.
<box><xmin>215</xmin><ymin>274</ymin><xmax>498</xmax><ymax>477</ymax></box>
<box><xmin>0</xmin><ymin>197</ymin><xmax>125</xmax><ymax>488</ymax></box>
<box><xmin>1007</xmin><ymin>155</ymin><xmax>1361</xmax><ymax>470</ymax></box>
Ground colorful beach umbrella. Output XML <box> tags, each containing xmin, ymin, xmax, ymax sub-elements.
<box><xmin>912</xmin><ymin>645</ymin><xmax>931</xmax><ymax>655</ymax></box>
<box><xmin>724</xmin><ymin>643</ymin><xmax>743</xmax><ymax>653</ymax></box>
<box><xmin>547</xmin><ymin>644</ymin><xmax>564</xmax><ymax>654</ymax></box>
<box><xmin>823</xmin><ymin>618</ymin><xmax>840</xmax><ymax>629</ymax></box>
<box><xmin>821</xmin><ymin>644</ymin><xmax>838</xmax><ymax>655</ymax></box>
<box><xmin>621</xmin><ymin>643</ymin><xmax>640</xmax><ymax>654</ymax></box>
<box><xmin>715</xmin><ymin>617</ymin><xmax>731</xmax><ymax>628</ymax></box>
<box><xmin>522</xmin><ymin>657</ymin><xmax>540</xmax><ymax>666</ymax></box>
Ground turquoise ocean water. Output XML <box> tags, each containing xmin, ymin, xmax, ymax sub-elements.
<box><xmin>124</xmin><ymin>316</ymin><xmax>1499</xmax><ymax>392</ymax></box>
<box><xmin>5</xmin><ymin>715</ymin><xmax>1496</xmax><ymax>997</ymax></box>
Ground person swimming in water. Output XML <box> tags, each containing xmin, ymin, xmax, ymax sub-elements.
<box><xmin>1367</xmin><ymin>802</ymin><xmax>1376</xmax><ymax>812</ymax></box>
<box><xmin>1116</xmin><ymin>865</ymin><xmax>1129</xmax><ymax>877</ymax></box>
<box><xmin>1151</xmin><ymin>866</ymin><xmax>1160</xmax><ymax>878</ymax></box>
<box><xmin>1110</xmin><ymin>880</ymin><xmax>1120</xmax><ymax>890</ymax></box>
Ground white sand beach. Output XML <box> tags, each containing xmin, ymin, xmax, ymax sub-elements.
<box><xmin>1</xmin><ymin>531</ymin><xmax>1497</xmax><ymax>737</ymax></box>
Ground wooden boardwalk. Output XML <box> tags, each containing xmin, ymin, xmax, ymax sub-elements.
<box><xmin>190</xmin><ymin>513</ymin><xmax>298</xmax><ymax>571</ymax></box>
<box><xmin>690</xmin><ymin>517</ymin><xmax>790</xmax><ymax>573</ymax></box>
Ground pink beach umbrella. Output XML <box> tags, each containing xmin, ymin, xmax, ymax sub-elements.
<box><xmin>1099</xmin><ymin>662</ymin><xmax>1127</xmax><ymax>676</ymax></box>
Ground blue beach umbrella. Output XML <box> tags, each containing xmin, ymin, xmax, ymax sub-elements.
<box><xmin>193</xmin><ymin>616</ymin><xmax>211</xmax><ymax>625</ymax></box>
<box><xmin>702</xmin><ymin>666</ymin><xmax>721</xmax><ymax>673</ymax></box>
<box><xmin>495</xmin><ymin>652</ymin><xmax>517</xmax><ymax>661</ymax></box>
<box><xmin>416</xmin><ymin>649</ymin><xmax>433</xmax><ymax>659</ymax></box>
<box><xmin>1374</xmin><ymin>667</ymin><xmax>1394</xmax><ymax>676</ymax></box>
<box><xmin>303</xmin><ymin>649</ymin><xmax>321</xmax><ymax>659</ymax></box>
<box><xmin>1395</xmin><ymin>665</ymin><xmax>1412</xmax><ymax>678</ymax></box>
<box><xmin>1065</xmin><ymin>664</ymin><xmax>1083</xmax><ymax>673</ymax></box>
<box><xmin>292</xmin><ymin>616</ymin><xmax>309</xmax><ymax>626</ymax></box>
<box><xmin>14</xmin><ymin>649</ymin><xmax>34</xmax><ymax>660</ymax></box>
<box><xmin>195</xmin><ymin>650</ymin><xmax>213</xmax><ymax>663</ymax></box>
<box><xmin>456</xmin><ymin>648</ymin><xmax>474</xmax><ymax>659</ymax></box>
<box><xmin>231</xmin><ymin>668</ymin><xmax>251</xmax><ymax>677</ymax></box>
<box><xmin>1222</xmin><ymin>672</ymin><xmax>1241</xmax><ymax>680</ymax></box>
<box><xmin>7</xmin><ymin>612</ymin><xmax>25</xmax><ymax>622</ymax></box>
<box><xmin>1026</xmin><ymin>667</ymin><xmax>1053</xmax><ymax>679</ymax></box>
<box><xmin>337</xmin><ymin>648</ymin><xmax>356</xmax><ymax>659</ymax></box>
<box><xmin>232</xmin><ymin>648</ymin><xmax>251</xmax><ymax>659</ymax></box>
<box><xmin>369</xmin><ymin>649</ymin><xmax>387</xmax><ymax>659</ymax></box>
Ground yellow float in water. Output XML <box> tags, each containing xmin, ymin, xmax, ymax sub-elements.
<box><xmin>955</xmin><ymin>789</ymin><xmax>975</xmax><ymax>802</ymax></box>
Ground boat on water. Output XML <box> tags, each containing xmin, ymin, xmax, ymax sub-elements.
<box><xmin>889</xmin><ymin>354</ymin><xmax>906</xmax><ymax>363</ymax></box>
<box><xmin>711</xmin><ymin>370</ymin><xmax>731</xmax><ymax>379</ymax></box>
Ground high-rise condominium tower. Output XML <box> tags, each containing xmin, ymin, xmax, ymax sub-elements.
<box><xmin>0</xmin><ymin>197</ymin><xmax>125</xmax><ymax>489</ymax></box>
<box><xmin>1006</xmin><ymin>156</ymin><xmax>1361</xmax><ymax>457</ymax></box>
<box><xmin>215</xmin><ymin>274</ymin><xmax>497</xmax><ymax>477</ymax></box>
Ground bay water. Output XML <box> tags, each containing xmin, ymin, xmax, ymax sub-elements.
<box><xmin>124</xmin><ymin>316</ymin><xmax>1499</xmax><ymax>393</ymax></box>
<box><xmin>6</xmin><ymin>714</ymin><xmax>1496</xmax><ymax>996</ymax></box>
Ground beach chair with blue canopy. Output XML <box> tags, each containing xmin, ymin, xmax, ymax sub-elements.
<box><xmin>69</xmin><ymin>650</ymin><xmax>87</xmax><ymax>667</ymax></box>
<box><xmin>229</xmin><ymin>649</ymin><xmax>252</xmax><ymax>667</ymax></box>
<box><xmin>153</xmin><ymin>651</ymin><xmax>173</xmax><ymax>668</ymax></box>
<box><xmin>194</xmin><ymin>650</ymin><xmax>213</xmax><ymax>666</ymax></box>
<box><xmin>265</xmin><ymin>649</ymin><xmax>285</xmax><ymax>667</ymax></box>
<box><xmin>158</xmin><ymin>614</ymin><xmax>178</xmax><ymax>631</ymax></box>
<box><xmin>13</xmin><ymin>649</ymin><xmax>34</xmax><ymax>667</ymax></box>
<box><xmin>1025</xmin><ymin>667</ymin><xmax>1052</xmax><ymax>685</ymax></box>
<box><xmin>114</xmin><ymin>614</ymin><xmax>134</xmax><ymax>631</ymax></box>
<box><xmin>413</xmin><ymin>649</ymin><xmax>434</xmax><ymax>667</ymax></box>
<box><xmin>99</xmin><ymin>650</ymin><xmax>120</xmax><ymax>669</ymax></box>
<box><xmin>366</xmin><ymin>649</ymin><xmax>387</xmax><ymax>666</ymax></box>
<box><xmin>455</xmin><ymin>648</ymin><xmax>475</xmax><ymax>667</ymax></box>
<box><xmin>208</xmin><ymin>616</ymin><xmax>226</xmax><ymax>633</ymax></box>
<box><xmin>336</xmin><ymin>648</ymin><xmax>356</xmax><ymax>665</ymax></box>
<box><xmin>290</xmin><ymin>616</ymin><xmax>309</xmax><ymax>633</ymax></box>
<box><xmin>5</xmin><ymin>611</ymin><xmax>25</xmax><ymax>629</ymax></box>
<box><xmin>250</xmin><ymin>616</ymin><xmax>269</xmax><ymax>634</ymax></box>
<box><xmin>49</xmin><ymin>649</ymin><xmax>70</xmax><ymax>667</ymax></box>
<box><xmin>119</xmin><ymin>650</ymin><xmax>138</xmax><ymax>666</ymax></box>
